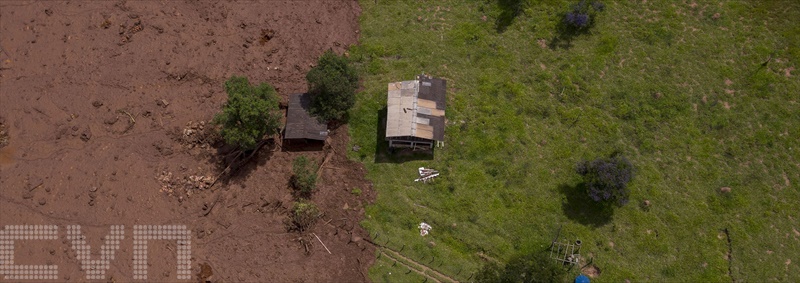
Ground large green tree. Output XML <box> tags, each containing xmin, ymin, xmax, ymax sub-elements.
<box><xmin>213</xmin><ymin>76</ymin><xmax>281</xmax><ymax>151</ymax></box>
<box><xmin>306</xmin><ymin>50</ymin><xmax>359</xmax><ymax>122</ymax></box>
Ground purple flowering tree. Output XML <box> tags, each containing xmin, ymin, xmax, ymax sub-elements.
<box><xmin>575</xmin><ymin>155</ymin><xmax>634</xmax><ymax>206</ymax></box>
<box><xmin>564</xmin><ymin>0</ymin><xmax>604</xmax><ymax>30</ymax></box>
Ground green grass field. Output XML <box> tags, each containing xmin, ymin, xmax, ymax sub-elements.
<box><xmin>347</xmin><ymin>0</ymin><xmax>800</xmax><ymax>281</ymax></box>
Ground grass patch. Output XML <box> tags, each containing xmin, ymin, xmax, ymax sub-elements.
<box><xmin>351</xmin><ymin>0</ymin><xmax>800</xmax><ymax>281</ymax></box>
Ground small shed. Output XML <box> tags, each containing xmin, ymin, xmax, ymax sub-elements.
<box><xmin>284</xmin><ymin>93</ymin><xmax>328</xmax><ymax>142</ymax></box>
<box><xmin>385</xmin><ymin>74</ymin><xmax>446</xmax><ymax>150</ymax></box>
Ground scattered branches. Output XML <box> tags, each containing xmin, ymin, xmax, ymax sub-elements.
<box><xmin>313</xmin><ymin>233</ymin><xmax>332</xmax><ymax>254</ymax></box>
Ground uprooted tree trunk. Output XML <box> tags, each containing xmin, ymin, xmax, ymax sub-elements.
<box><xmin>207</xmin><ymin>137</ymin><xmax>272</xmax><ymax>189</ymax></box>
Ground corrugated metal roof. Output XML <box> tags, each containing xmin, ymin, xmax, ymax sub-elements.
<box><xmin>385</xmin><ymin>75</ymin><xmax>446</xmax><ymax>141</ymax></box>
<box><xmin>285</xmin><ymin>93</ymin><xmax>328</xmax><ymax>140</ymax></box>
<box><xmin>386</xmin><ymin>80</ymin><xmax>418</xmax><ymax>138</ymax></box>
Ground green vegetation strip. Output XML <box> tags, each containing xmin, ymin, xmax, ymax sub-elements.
<box><xmin>351</xmin><ymin>0</ymin><xmax>800</xmax><ymax>282</ymax></box>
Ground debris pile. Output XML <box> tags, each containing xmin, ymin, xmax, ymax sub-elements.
<box><xmin>415</xmin><ymin>167</ymin><xmax>439</xmax><ymax>183</ymax></box>
<box><xmin>157</xmin><ymin>171</ymin><xmax>177</xmax><ymax>195</ymax></box>
<box><xmin>186</xmin><ymin>175</ymin><xmax>214</xmax><ymax>191</ymax></box>
<box><xmin>157</xmin><ymin>170</ymin><xmax>215</xmax><ymax>197</ymax></box>
<box><xmin>176</xmin><ymin>120</ymin><xmax>220</xmax><ymax>149</ymax></box>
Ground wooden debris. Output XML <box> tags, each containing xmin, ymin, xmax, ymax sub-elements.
<box><xmin>313</xmin><ymin>233</ymin><xmax>331</xmax><ymax>254</ymax></box>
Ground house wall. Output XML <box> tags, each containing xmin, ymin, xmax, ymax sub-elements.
<box><xmin>388</xmin><ymin>136</ymin><xmax>433</xmax><ymax>149</ymax></box>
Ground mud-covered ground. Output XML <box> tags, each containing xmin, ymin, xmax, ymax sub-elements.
<box><xmin>0</xmin><ymin>1</ymin><xmax>375</xmax><ymax>282</ymax></box>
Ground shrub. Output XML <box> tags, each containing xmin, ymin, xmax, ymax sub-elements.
<box><xmin>291</xmin><ymin>156</ymin><xmax>317</xmax><ymax>195</ymax></box>
<box><xmin>576</xmin><ymin>154</ymin><xmax>634</xmax><ymax>206</ymax></box>
<box><xmin>212</xmin><ymin>76</ymin><xmax>281</xmax><ymax>151</ymax></box>
<box><xmin>476</xmin><ymin>251</ymin><xmax>566</xmax><ymax>283</ymax></box>
<box><xmin>291</xmin><ymin>201</ymin><xmax>319</xmax><ymax>231</ymax></box>
<box><xmin>564</xmin><ymin>0</ymin><xmax>604</xmax><ymax>30</ymax></box>
<box><xmin>306</xmin><ymin>50</ymin><xmax>359</xmax><ymax>122</ymax></box>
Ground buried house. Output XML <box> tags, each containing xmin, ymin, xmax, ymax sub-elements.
<box><xmin>284</xmin><ymin>93</ymin><xmax>328</xmax><ymax>145</ymax></box>
<box><xmin>385</xmin><ymin>74</ymin><xmax>446</xmax><ymax>150</ymax></box>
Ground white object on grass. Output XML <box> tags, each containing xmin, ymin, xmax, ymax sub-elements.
<box><xmin>419</xmin><ymin>222</ymin><xmax>432</xmax><ymax>236</ymax></box>
<box><xmin>415</xmin><ymin>167</ymin><xmax>439</xmax><ymax>182</ymax></box>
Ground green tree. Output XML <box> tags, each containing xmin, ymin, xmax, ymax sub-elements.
<box><xmin>213</xmin><ymin>76</ymin><xmax>281</xmax><ymax>151</ymax></box>
<box><xmin>291</xmin><ymin>156</ymin><xmax>317</xmax><ymax>195</ymax></box>
<box><xmin>476</xmin><ymin>252</ymin><xmax>567</xmax><ymax>283</ymax></box>
<box><xmin>306</xmin><ymin>50</ymin><xmax>359</xmax><ymax>122</ymax></box>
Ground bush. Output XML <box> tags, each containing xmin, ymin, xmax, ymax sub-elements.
<box><xmin>291</xmin><ymin>201</ymin><xmax>319</xmax><ymax>231</ymax></box>
<box><xmin>212</xmin><ymin>76</ymin><xmax>281</xmax><ymax>151</ymax></box>
<box><xmin>564</xmin><ymin>0</ymin><xmax>604</xmax><ymax>30</ymax></box>
<box><xmin>476</xmin><ymin>252</ymin><xmax>566</xmax><ymax>283</ymax></box>
<box><xmin>576</xmin><ymin>154</ymin><xmax>634</xmax><ymax>206</ymax></box>
<box><xmin>291</xmin><ymin>156</ymin><xmax>317</xmax><ymax>195</ymax></box>
<box><xmin>306</xmin><ymin>50</ymin><xmax>359</xmax><ymax>122</ymax></box>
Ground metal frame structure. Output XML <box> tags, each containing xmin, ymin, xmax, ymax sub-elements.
<box><xmin>549</xmin><ymin>226</ymin><xmax>582</xmax><ymax>268</ymax></box>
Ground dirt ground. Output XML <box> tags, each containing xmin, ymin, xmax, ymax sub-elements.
<box><xmin>0</xmin><ymin>1</ymin><xmax>376</xmax><ymax>282</ymax></box>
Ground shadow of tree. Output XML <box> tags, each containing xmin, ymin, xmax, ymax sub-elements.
<box><xmin>549</xmin><ymin>20</ymin><xmax>596</xmax><ymax>50</ymax></box>
<box><xmin>210</xmin><ymin>139</ymin><xmax>275</xmax><ymax>188</ymax></box>
<box><xmin>225</xmin><ymin>144</ymin><xmax>272</xmax><ymax>184</ymax></box>
<box><xmin>281</xmin><ymin>139</ymin><xmax>325</xmax><ymax>152</ymax></box>
<box><xmin>495</xmin><ymin>0</ymin><xmax>526</xmax><ymax>33</ymax></box>
<box><xmin>373</xmin><ymin>107</ymin><xmax>434</xmax><ymax>163</ymax></box>
<box><xmin>558</xmin><ymin>183</ymin><xmax>614</xmax><ymax>227</ymax></box>
<box><xmin>476</xmin><ymin>249</ymin><xmax>568</xmax><ymax>282</ymax></box>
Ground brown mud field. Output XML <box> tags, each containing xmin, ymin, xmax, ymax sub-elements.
<box><xmin>0</xmin><ymin>1</ymin><xmax>376</xmax><ymax>282</ymax></box>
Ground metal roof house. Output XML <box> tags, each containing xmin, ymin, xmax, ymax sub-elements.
<box><xmin>284</xmin><ymin>93</ymin><xmax>328</xmax><ymax>142</ymax></box>
<box><xmin>385</xmin><ymin>74</ymin><xmax>446</xmax><ymax>150</ymax></box>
